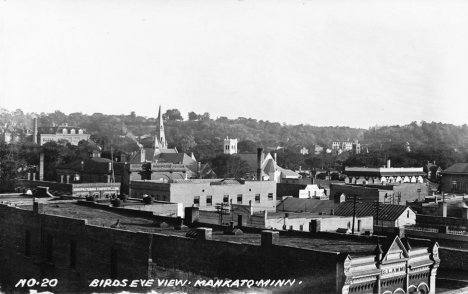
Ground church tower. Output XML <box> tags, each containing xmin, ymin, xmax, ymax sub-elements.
<box><xmin>154</xmin><ymin>105</ymin><xmax>167</xmax><ymax>149</ymax></box>
<box><xmin>223</xmin><ymin>136</ymin><xmax>238</xmax><ymax>154</ymax></box>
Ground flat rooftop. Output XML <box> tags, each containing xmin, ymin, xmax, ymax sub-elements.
<box><xmin>16</xmin><ymin>202</ymin><xmax>381</xmax><ymax>257</ymax></box>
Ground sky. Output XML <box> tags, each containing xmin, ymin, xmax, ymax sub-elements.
<box><xmin>1</xmin><ymin>0</ymin><xmax>468</xmax><ymax>128</ymax></box>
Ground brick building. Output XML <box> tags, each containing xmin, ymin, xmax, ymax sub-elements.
<box><xmin>0</xmin><ymin>201</ymin><xmax>441</xmax><ymax>294</ymax></box>
<box><xmin>129</xmin><ymin>179</ymin><xmax>277</xmax><ymax>211</ymax></box>
<box><xmin>343</xmin><ymin>164</ymin><xmax>426</xmax><ymax>184</ymax></box>
<box><xmin>36</xmin><ymin>123</ymin><xmax>90</xmax><ymax>146</ymax></box>
<box><xmin>440</xmin><ymin>163</ymin><xmax>468</xmax><ymax>194</ymax></box>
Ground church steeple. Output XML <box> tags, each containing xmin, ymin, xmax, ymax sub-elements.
<box><xmin>154</xmin><ymin>105</ymin><xmax>167</xmax><ymax>149</ymax></box>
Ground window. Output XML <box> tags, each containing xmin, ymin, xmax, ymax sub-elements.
<box><xmin>70</xmin><ymin>240</ymin><xmax>76</xmax><ymax>268</ymax></box>
<box><xmin>206</xmin><ymin>195</ymin><xmax>212</xmax><ymax>206</ymax></box>
<box><xmin>223</xmin><ymin>195</ymin><xmax>229</xmax><ymax>204</ymax></box>
<box><xmin>237</xmin><ymin>194</ymin><xmax>242</xmax><ymax>204</ymax></box>
<box><xmin>194</xmin><ymin>196</ymin><xmax>200</xmax><ymax>207</ymax></box>
<box><xmin>47</xmin><ymin>234</ymin><xmax>53</xmax><ymax>262</ymax></box>
<box><xmin>70</xmin><ymin>129</ymin><xmax>76</xmax><ymax>134</ymax></box>
<box><xmin>25</xmin><ymin>230</ymin><xmax>31</xmax><ymax>257</ymax></box>
<box><xmin>407</xmin><ymin>210</ymin><xmax>410</xmax><ymax>218</ymax></box>
<box><xmin>268</xmin><ymin>193</ymin><xmax>273</xmax><ymax>201</ymax></box>
<box><xmin>78</xmin><ymin>129</ymin><xmax>83</xmax><ymax>134</ymax></box>
<box><xmin>300</xmin><ymin>225</ymin><xmax>304</xmax><ymax>231</ymax></box>
<box><xmin>62</xmin><ymin>129</ymin><xmax>67</xmax><ymax>134</ymax></box>
<box><xmin>255</xmin><ymin>194</ymin><xmax>260</xmax><ymax>204</ymax></box>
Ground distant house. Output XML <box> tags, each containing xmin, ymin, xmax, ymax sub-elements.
<box><xmin>440</xmin><ymin>163</ymin><xmax>468</xmax><ymax>194</ymax></box>
<box><xmin>37</xmin><ymin>123</ymin><xmax>90</xmax><ymax>146</ymax></box>
<box><xmin>300</xmin><ymin>147</ymin><xmax>309</xmax><ymax>155</ymax></box>
<box><xmin>234</xmin><ymin>150</ymin><xmax>300</xmax><ymax>183</ymax></box>
<box><xmin>298</xmin><ymin>185</ymin><xmax>326</xmax><ymax>199</ymax></box>
<box><xmin>333</xmin><ymin>202</ymin><xmax>416</xmax><ymax>227</ymax></box>
<box><xmin>0</xmin><ymin>123</ymin><xmax>32</xmax><ymax>143</ymax></box>
<box><xmin>424</xmin><ymin>162</ymin><xmax>441</xmax><ymax>182</ymax></box>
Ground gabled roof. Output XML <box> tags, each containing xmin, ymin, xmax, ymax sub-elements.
<box><xmin>441</xmin><ymin>163</ymin><xmax>468</xmax><ymax>174</ymax></box>
<box><xmin>334</xmin><ymin>202</ymin><xmax>411</xmax><ymax>221</ymax></box>
<box><xmin>277</xmin><ymin>197</ymin><xmax>338</xmax><ymax>213</ymax></box>
<box><xmin>56</xmin><ymin>158</ymin><xmax>125</xmax><ymax>175</ymax></box>
<box><xmin>235</xmin><ymin>153</ymin><xmax>264</xmax><ymax>172</ymax></box>
<box><xmin>280</xmin><ymin>168</ymin><xmax>301</xmax><ymax>178</ymax></box>
<box><xmin>129</xmin><ymin>148</ymin><xmax>203</xmax><ymax>174</ymax></box>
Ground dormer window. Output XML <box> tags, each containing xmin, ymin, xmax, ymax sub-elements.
<box><xmin>62</xmin><ymin>129</ymin><xmax>67</xmax><ymax>134</ymax></box>
<box><xmin>78</xmin><ymin>129</ymin><xmax>83</xmax><ymax>134</ymax></box>
<box><xmin>70</xmin><ymin>129</ymin><xmax>76</xmax><ymax>134</ymax></box>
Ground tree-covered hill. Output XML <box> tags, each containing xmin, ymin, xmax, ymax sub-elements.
<box><xmin>1</xmin><ymin>108</ymin><xmax>468</xmax><ymax>175</ymax></box>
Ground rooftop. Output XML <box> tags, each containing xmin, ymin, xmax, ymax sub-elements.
<box><xmin>441</xmin><ymin>163</ymin><xmax>468</xmax><ymax>174</ymax></box>
<box><xmin>14</xmin><ymin>201</ymin><xmax>379</xmax><ymax>257</ymax></box>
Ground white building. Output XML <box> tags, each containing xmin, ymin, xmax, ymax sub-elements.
<box><xmin>299</xmin><ymin>185</ymin><xmax>327</xmax><ymax>199</ymax></box>
<box><xmin>223</xmin><ymin>137</ymin><xmax>238</xmax><ymax>154</ymax></box>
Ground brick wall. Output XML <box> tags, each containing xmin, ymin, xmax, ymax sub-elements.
<box><xmin>277</xmin><ymin>183</ymin><xmax>307</xmax><ymax>198</ymax></box>
<box><xmin>330</xmin><ymin>184</ymin><xmax>380</xmax><ymax>202</ymax></box>
<box><xmin>130</xmin><ymin>180</ymin><xmax>277</xmax><ymax>211</ymax></box>
<box><xmin>0</xmin><ymin>204</ymin><xmax>151</xmax><ymax>293</ymax></box>
<box><xmin>441</xmin><ymin>174</ymin><xmax>468</xmax><ymax>194</ymax></box>
<box><xmin>0</xmin><ymin>204</ymin><xmax>340</xmax><ymax>293</ymax></box>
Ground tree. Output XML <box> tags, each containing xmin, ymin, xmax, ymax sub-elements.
<box><xmin>163</xmin><ymin>109</ymin><xmax>184</xmax><ymax>121</ymax></box>
<box><xmin>237</xmin><ymin>140</ymin><xmax>257</xmax><ymax>153</ymax></box>
<box><xmin>0</xmin><ymin>142</ymin><xmax>27</xmax><ymax>180</ymax></box>
<box><xmin>211</xmin><ymin>154</ymin><xmax>249</xmax><ymax>178</ymax></box>
<box><xmin>188</xmin><ymin>112</ymin><xmax>199</xmax><ymax>121</ymax></box>
<box><xmin>179</xmin><ymin>135</ymin><xmax>197</xmax><ymax>152</ymax></box>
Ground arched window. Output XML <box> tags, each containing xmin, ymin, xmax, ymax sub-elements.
<box><xmin>70</xmin><ymin>129</ymin><xmax>76</xmax><ymax>134</ymax></box>
<box><xmin>62</xmin><ymin>128</ymin><xmax>67</xmax><ymax>134</ymax></box>
<box><xmin>78</xmin><ymin>129</ymin><xmax>83</xmax><ymax>134</ymax></box>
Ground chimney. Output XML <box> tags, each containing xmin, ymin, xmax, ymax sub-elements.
<box><xmin>39</xmin><ymin>153</ymin><xmax>44</xmax><ymax>181</ymax></box>
<box><xmin>33</xmin><ymin>118</ymin><xmax>38</xmax><ymax>144</ymax></box>
<box><xmin>387</xmin><ymin>159</ymin><xmax>391</xmax><ymax>168</ymax></box>
<box><xmin>257</xmin><ymin>148</ymin><xmax>263</xmax><ymax>181</ymax></box>
<box><xmin>438</xmin><ymin>201</ymin><xmax>447</xmax><ymax>217</ymax></box>
<box><xmin>33</xmin><ymin>200</ymin><xmax>44</xmax><ymax>214</ymax></box>
<box><xmin>196</xmin><ymin>228</ymin><xmax>212</xmax><ymax>241</ymax></box>
<box><xmin>462</xmin><ymin>207</ymin><xmax>468</xmax><ymax>219</ymax></box>
<box><xmin>140</xmin><ymin>148</ymin><xmax>146</xmax><ymax>162</ymax></box>
<box><xmin>261</xmin><ymin>230</ymin><xmax>279</xmax><ymax>247</ymax></box>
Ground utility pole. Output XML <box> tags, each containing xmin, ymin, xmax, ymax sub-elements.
<box><xmin>374</xmin><ymin>201</ymin><xmax>383</xmax><ymax>232</ymax></box>
<box><xmin>351</xmin><ymin>194</ymin><xmax>361</xmax><ymax>235</ymax></box>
